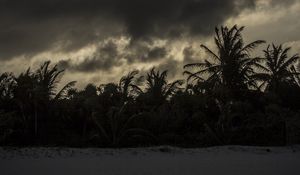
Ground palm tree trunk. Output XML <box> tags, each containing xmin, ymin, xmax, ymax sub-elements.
<box><xmin>284</xmin><ymin>119</ymin><xmax>288</xmax><ymax>146</ymax></box>
<box><xmin>34</xmin><ymin>101</ymin><xmax>38</xmax><ymax>139</ymax></box>
<box><xmin>19</xmin><ymin>102</ymin><xmax>28</xmax><ymax>135</ymax></box>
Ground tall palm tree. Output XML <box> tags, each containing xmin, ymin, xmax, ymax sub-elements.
<box><xmin>184</xmin><ymin>25</ymin><xmax>265</xmax><ymax>93</ymax></box>
<box><xmin>251</xmin><ymin>44</ymin><xmax>300</xmax><ymax>91</ymax></box>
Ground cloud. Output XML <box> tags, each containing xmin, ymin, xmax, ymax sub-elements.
<box><xmin>182</xmin><ymin>46</ymin><xmax>202</xmax><ymax>64</ymax></box>
<box><xmin>226</xmin><ymin>0</ymin><xmax>300</xmax><ymax>45</ymax></box>
<box><xmin>269</xmin><ymin>0</ymin><xmax>296</xmax><ymax>6</ymax></box>
<box><xmin>131</xmin><ymin>46</ymin><xmax>168</xmax><ymax>63</ymax></box>
<box><xmin>0</xmin><ymin>0</ymin><xmax>259</xmax><ymax>60</ymax></box>
<box><xmin>156</xmin><ymin>58</ymin><xmax>181</xmax><ymax>80</ymax></box>
<box><xmin>147</xmin><ymin>47</ymin><xmax>167</xmax><ymax>60</ymax></box>
<box><xmin>58</xmin><ymin>40</ymin><xmax>123</xmax><ymax>72</ymax></box>
<box><xmin>1</xmin><ymin>0</ymin><xmax>299</xmax><ymax>89</ymax></box>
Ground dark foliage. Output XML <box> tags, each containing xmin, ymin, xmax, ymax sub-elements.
<box><xmin>0</xmin><ymin>25</ymin><xmax>300</xmax><ymax>147</ymax></box>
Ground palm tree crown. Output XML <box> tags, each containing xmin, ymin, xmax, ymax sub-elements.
<box><xmin>251</xmin><ymin>44</ymin><xmax>300</xmax><ymax>91</ymax></box>
<box><xmin>118</xmin><ymin>70</ymin><xmax>143</xmax><ymax>101</ymax></box>
<box><xmin>184</xmin><ymin>25</ymin><xmax>265</xmax><ymax>92</ymax></box>
<box><xmin>145</xmin><ymin>68</ymin><xmax>184</xmax><ymax>101</ymax></box>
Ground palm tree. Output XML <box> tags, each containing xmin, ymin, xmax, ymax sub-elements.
<box><xmin>14</xmin><ymin>61</ymin><xmax>76</xmax><ymax>139</ymax></box>
<box><xmin>184</xmin><ymin>25</ymin><xmax>265</xmax><ymax>94</ymax></box>
<box><xmin>97</xmin><ymin>71</ymin><xmax>143</xmax><ymax>107</ymax></box>
<box><xmin>250</xmin><ymin>44</ymin><xmax>300</xmax><ymax>145</ymax></box>
<box><xmin>35</xmin><ymin>61</ymin><xmax>76</xmax><ymax>100</ymax></box>
<box><xmin>118</xmin><ymin>70</ymin><xmax>143</xmax><ymax>102</ymax></box>
<box><xmin>143</xmin><ymin>68</ymin><xmax>184</xmax><ymax>105</ymax></box>
<box><xmin>251</xmin><ymin>44</ymin><xmax>300</xmax><ymax>91</ymax></box>
<box><xmin>54</xmin><ymin>81</ymin><xmax>77</xmax><ymax>100</ymax></box>
<box><xmin>0</xmin><ymin>73</ymin><xmax>17</xmax><ymax>143</ymax></box>
<box><xmin>13</xmin><ymin>68</ymin><xmax>37</xmax><ymax>138</ymax></box>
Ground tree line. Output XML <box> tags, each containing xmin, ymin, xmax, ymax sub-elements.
<box><xmin>1</xmin><ymin>25</ymin><xmax>300</xmax><ymax>147</ymax></box>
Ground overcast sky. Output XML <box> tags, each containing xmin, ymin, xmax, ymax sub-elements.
<box><xmin>0</xmin><ymin>0</ymin><xmax>299</xmax><ymax>88</ymax></box>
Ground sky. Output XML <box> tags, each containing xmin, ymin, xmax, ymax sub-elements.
<box><xmin>0</xmin><ymin>0</ymin><xmax>299</xmax><ymax>88</ymax></box>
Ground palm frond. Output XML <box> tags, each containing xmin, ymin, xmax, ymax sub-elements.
<box><xmin>184</xmin><ymin>62</ymin><xmax>207</xmax><ymax>69</ymax></box>
<box><xmin>183</xmin><ymin>70</ymin><xmax>205</xmax><ymax>83</ymax></box>
<box><xmin>54</xmin><ymin>81</ymin><xmax>77</xmax><ymax>100</ymax></box>
<box><xmin>242</xmin><ymin>40</ymin><xmax>266</xmax><ymax>53</ymax></box>
<box><xmin>200</xmin><ymin>44</ymin><xmax>220</xmax><ymax>61</ymax></box>
<box><xmin>279</xmin><ymin>54</ymin><xmax>300</xmax><ymax>72</ymax></box>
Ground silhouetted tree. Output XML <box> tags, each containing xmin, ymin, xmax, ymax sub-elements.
<box><xmin>118</xmin><ymin>70</ymin><xmax>143</xmax><ymax>103</ymax></box>
<box><xmin>140</xmin><ymin>68</ymin><xmax>183</xmax><ymax>107</ymax></box>
<box><xmin>1</xmin><ymin>26</ymin><xmax>300</xmax><ymax>147</ymax></box>
<box><xmin>251</xmin><ymin>44</ymin><xmax>300</xmax><ymax>91</ymax></box>
<box><xmin>184</xmin><ymin>25</ymin><xmax>265</xmax><ymax>99</ymax></box>
<box><xmin>12</xmin><ymin>61</ymin><xmax>75</xmax><ymax>142</ymax></box>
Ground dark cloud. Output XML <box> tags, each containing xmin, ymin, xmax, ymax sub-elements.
<box><xmin>0</xmin><ymin>0</ymin><xmax>261</xmax><ymax>60</ymax></box>
<box><xmin>124</xmin><ymin>39</ymin><xmax>169</xmax><ymax>63</ymax></box>
<box><xmin>134</xmin><ymin>46</ymin><xmax>168</xmax><ymax>62</ymax></box>
<box><xmin>57</xmin><ymin>60</ymin><xmax>71</xmax><ymax>70</ymax></box>
<box><xmin>135</xmin><ymin>58</ymin><xmax>181</xmax><ymax>83</ymax></box>
<box><xmin>0</xmin><ymin>14</ymin><xmax>122</xmax><ymax>60</ymax></box>
<box><xmin>157</xmin><ymin>58</ymin><xmax>181</xmax><ymax>79</ymax></box>
<box><xmin>183</xmin><ymin>46</ymin><xmax>201</xmax><ymax>64</ymax></box>
<box><xmin>270</xmin><ymin>0</ymin><xmax>296</xmax><ymax>6</ymax></box>
<box><xmin>147</xmin><ymin>47</ymin><xmax>167</xmax><ymax>60</ymax></box>
<box><xmin>118</xmin><ymin>0</ymin><xmax>257</xmax><ymax>39</ymax></box>
<box><xmin>58</xmin><ymin>40</ymin><xmax>122</xmax><ymax>72</ymax></box>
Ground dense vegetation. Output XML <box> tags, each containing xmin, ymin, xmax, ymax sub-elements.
<box><xmin>1</xmin><ymin>25</ymin><xmax>300</xmax><ymax>147</ymax></box>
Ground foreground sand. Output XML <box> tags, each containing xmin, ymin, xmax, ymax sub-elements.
<box><xmin>0</xmin><ymin>145</ymin><xmax>300</xmax><ymax>175</ymax></box>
